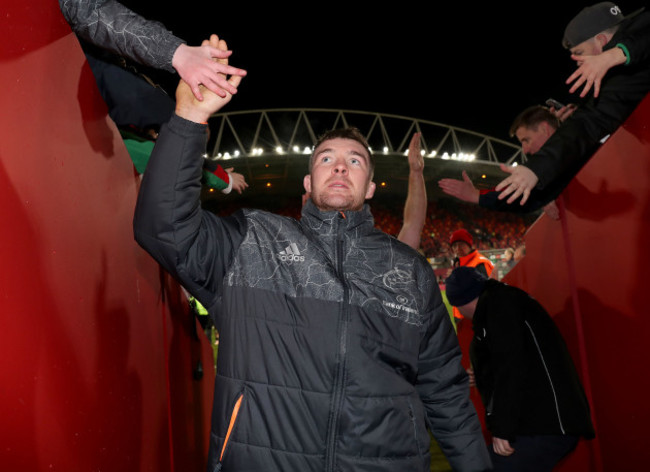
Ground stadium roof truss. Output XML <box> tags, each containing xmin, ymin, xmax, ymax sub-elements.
<box><xmin>204</xmin><ymin>109</ymin><xmax>525</xmax><ymax>200</ymax></box>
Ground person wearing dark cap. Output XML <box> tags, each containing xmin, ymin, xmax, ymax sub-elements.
<box><xmin>445</xmin><ymin>267</ymin><xmax>595</xmax><ymax>471</ymax></box>
<box><xmin>494</xmin><ymin>2</ymin><xmax>650</xmax><ymax>209</ymax></box>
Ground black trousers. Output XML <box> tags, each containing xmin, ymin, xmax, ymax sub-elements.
<box><xmin>489</xmin><ymin>435</ymin><xmax>580</xmax><ymax>472</ymax></box>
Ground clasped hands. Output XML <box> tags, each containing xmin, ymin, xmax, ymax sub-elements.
<box><xmin>175</xmin><ymin>34</ymin><xmax>245</xmax><ymax>124</ymax></box>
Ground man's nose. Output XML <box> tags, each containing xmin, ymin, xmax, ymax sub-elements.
<box><xmin>332</xmin><ymin>161</ymin><xmax>348</xmax><ymax>174</ymax></box>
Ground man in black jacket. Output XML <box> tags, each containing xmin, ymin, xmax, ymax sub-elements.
<box><xmin>133</xmin><ymin>35</ymin><xmax>491</xmax><ymax>472</ymax></box>
<box><xmin>495</xmin><ymin>2</ymin><xmax>650</xmax><ymax>207</ymax></box>
<box><xmin>439</xmin><ymin>105</ymin><xmax>564</xmax><ymax>217</ymax></box>
<box><xmin>445</xmin><ymin>267</ymin><xmax>595</xmax><ymax>471</ymax></box>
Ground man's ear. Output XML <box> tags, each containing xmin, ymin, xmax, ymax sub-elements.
<box><xmin>365</xmin><ymin>181</ymin><xmax>376</xmax><ymax>200</ymax></box>
<box><xmin>595</xmin><ymin>33</ymin><xmax>611</xmax><ymax>51</ymax></box>
<box><xmin>303</xmin><ymin>174</ymin><xmax>312</xmax><ymax>193</ymax></box>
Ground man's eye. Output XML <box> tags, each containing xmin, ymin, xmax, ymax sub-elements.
<box><xmin>321</xmin><ymin>156</ymin><xmax>331</xmax><ymax>163</ymax></box>
<box><xmin>350</xmin><ymin>158</ymin><xmax>360</xmax><ymax>165</ymax></box>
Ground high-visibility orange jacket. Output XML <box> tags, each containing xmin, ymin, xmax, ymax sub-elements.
<box><xmin>452</xmin><ymin>250</ymin><xmax>493</xmax><ymax>319</ymax></box>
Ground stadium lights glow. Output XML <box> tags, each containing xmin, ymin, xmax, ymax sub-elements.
<box><xmin>456</xmin><ymin>153</ymin><xmax>476</xmax><ymax>162</ymax></box>
<box><xmin>211</xmin><ymin>145</ymin><xmax>474</xmax><ymax>162</ymax></box>
<box><xmin>437</xmin><ymin>152</ymin><xmax>476</xmax><ymax>161</ymax></box>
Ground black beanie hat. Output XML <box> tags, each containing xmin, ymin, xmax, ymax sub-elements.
<box><xmin>445</xmin><ymin>267</ymin><xmax>487</xmax><ymax>307</ymax></box>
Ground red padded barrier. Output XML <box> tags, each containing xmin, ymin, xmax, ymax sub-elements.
<box><xmin>0</xmin><ymin>2</ymin><xmax>214</xmax><ymax>471</ymax></box>
<box><xmin>3</xmin><ymin>3</ymin><xmax>648</xmax><ymax>472</ymax></box>
<box><xmin>502</xmin><ymin>94</ymin><xmax>650</xmax><ymax>471</ymax></box>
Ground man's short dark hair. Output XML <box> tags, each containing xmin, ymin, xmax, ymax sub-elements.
<box><xmin>309</xmin><ymin>127</ymin><xmax>375</xmax><ymax>177</ymax></box>
<box><xmin>509</xmin><ymin>105</ymin><xmax>561</xmax><ymax>137</ymax></box>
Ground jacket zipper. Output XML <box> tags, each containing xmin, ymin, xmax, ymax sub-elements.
<box><xmin>214</xmin><ymin>393</ymin><xmax>244</xmax><ymax>471</ymax></box>
<box><xmin>325</xmin><ymin>214</ymin><xmax>350</xmax><ymax>472</ymax></box>
<box><xmin>408</xmin><ymin>401</ymin><xmax>419</xmax><ymax>451</ymax></box>
<box><xmin>525</xmin><ymin>321</ymin><xmax>566</xmax><ymax>434</ymax></box>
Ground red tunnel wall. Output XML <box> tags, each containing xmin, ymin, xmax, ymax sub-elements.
<box><xmin>502</xmin><ymin>94</ymin><xmax>650</xmax><ymax>471</ymax></box>
<box><xmin>3</xmin><ymin>3</ymin><xmax>649</xmax><ymax>472</ymax></box>
<box><xmin>0</xmin><ymin>2</ymin><xmax>214</xmax><ymax>471</ymax></box>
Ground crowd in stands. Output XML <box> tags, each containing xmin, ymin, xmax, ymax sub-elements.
<box><xmin>367</xmin><ymin>197</ymin><xmax>533</xmax><ymax>259</ymax></box>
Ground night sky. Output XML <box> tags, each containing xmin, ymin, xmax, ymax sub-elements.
<box><xmin>125</xmin><ymin>0</ymin><xmax>646</xmax><ymax>143</ymax></box>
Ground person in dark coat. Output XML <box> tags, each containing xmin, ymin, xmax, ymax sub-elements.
<box><xmin>445</xmin><ymin>267</ymin><xmax>595</xmax><ymax>471</ymax></box>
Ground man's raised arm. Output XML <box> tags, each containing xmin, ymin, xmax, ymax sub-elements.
<box><xmin>133</xmin><ymin>35</ymin><xmax>244</xmax><ymax>301</ymax></box>
<box><xmin>59</xmin><ymin>1</ymin><xmax>246</xmax><ymax>100</ymax></box>
<box><xmin>397</xmin><ymin>133</ymin><xmax>427</xmax><ymax>250</ymax></box>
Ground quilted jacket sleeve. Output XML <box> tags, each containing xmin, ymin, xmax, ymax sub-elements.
<box><xmin>133</xmin><ymin>114</ymin><xmax>245</xmax><ymax>311</ymax></box>
<box><xmin>415</xmin><ymin>282</ymin><xmax>492</xmax><ymax>471</ymax></box>
<box><xmin>59</xmin><ymin>0</ymin><xmax>184</xmax><ymax>72</ymax></box>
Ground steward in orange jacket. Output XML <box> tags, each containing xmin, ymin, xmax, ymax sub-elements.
<box><xmin>448</xmin><ymin>229</ymin><xmax>493</xmax><ymax>320</ymax></box>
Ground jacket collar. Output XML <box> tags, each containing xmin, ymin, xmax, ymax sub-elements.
<box><xmin>458</xmin><ymin>249</ymin><xmax>479</xmax><ymax>266</ymax></box>
<box><xmin>300</xmin><ymin>199</ymin><xmax>375</xmax><ymax>237</ymax></box>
